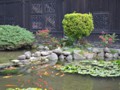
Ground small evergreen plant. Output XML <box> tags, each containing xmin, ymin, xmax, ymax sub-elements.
<box><xmin>62</xmin><ymin>12</ymin><xmax>94</xmax><ymax>42</ymax></box>
<box><xmin>0</xmin><ymin>25</ymin><xmax>35</xmax><ymax>50</ymax></box>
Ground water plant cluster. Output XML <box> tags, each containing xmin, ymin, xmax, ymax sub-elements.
<box><xmin>60</xmin><ymin>60</ymin><xmax>120</xmax><ymax>77</ymax></box>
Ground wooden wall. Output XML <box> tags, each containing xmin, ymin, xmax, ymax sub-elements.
<box><xmin>63</xmin><ymin>0</ymin><xmax>120</xmax><ymax>34</ymax></box>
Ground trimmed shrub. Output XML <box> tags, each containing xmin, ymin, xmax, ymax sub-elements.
<box><xmin>0</xmin><ymin>25</ymin><xmax>35</xmax><ymax>50</ymax></box>
<box><xmin>62</xmin><ymin>13</ymin><xmax>94</xmax><ymax>41</ymax></box>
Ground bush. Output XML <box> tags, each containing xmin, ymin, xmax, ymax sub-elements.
<box><xmin>62</xmin><ymin>12</ymin><xmax>94</xmax><ymax>41</ymax></box>
<box><xmin>36</xmin><ymin>29</ymin><xmax>60</xmax><ymax>49</ymax></box>
<box><xmin>0</xmin><ymin>25</ymin><xmax>35</xmax><ymax>50</ymax></box>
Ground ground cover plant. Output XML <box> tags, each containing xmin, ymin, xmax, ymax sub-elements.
<box><xmin>0</xmin><ymin>25</ymin><xmax>35</xmax><ymax>50</ymax></box>
<box><xmin>60</xmin><ymin>60</ymin><xmax>120</xmax><ymax>77</ymax></box>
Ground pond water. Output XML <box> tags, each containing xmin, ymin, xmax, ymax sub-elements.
<box><xmin>0</xmin><ymin>51</ymin><xmax>24</xmax><ymax>63</ymax></box>
<box><xmin>0</xmin><ymin>51</ymin><xmax>120</xmax><ymax>90</ymax></box>
<box><xmin>0</xmin><ymin>68</ymin><xmax>120</xmax><ymax>90</ymax></box>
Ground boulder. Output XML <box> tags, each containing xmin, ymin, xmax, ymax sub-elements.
<box><xmin>97</xmin><ymin>52</ymin><xmax>104</xmax><ymax>60</ymax></box>
<box><xmin>73</xmin><ymin>53</ymin><xmax>86</xmax><ymax>60</ymax></box>
<box><xmin>73</xmin><ymin>50</ymin><xmax>81</xmax><ymax>54</ymax></box>
<box><xmin>105</xmin><ymin>53</ymin><xmax>113</xmax><ymax>59</ymax></box>
<box><xmin>41</xmin><ymin>51</ymin><xmax>50</xmax><ymax>56</ymax></box>
<box><xmin>53</xmin><ymin>47</ymin><xmax>63</xmax><ymax>55</ymax></box>
<box><xmin>11</xmin><ymin>60</ymin><xmax>20</xmax><ymax>64</ymax></box>
<box><xmin>18</xmin><ymin>55</ymin><xmax>26</xmax><ymax>60</ymax></box>
<box><xmin>32</xmin><ymin>54</ymin><xmax>35</xmax><ymax>57</ymax></box>
<box><xmin>30</xmin><ymin>57</ymin><xmax>38</xmax><ymax>61</ymax></box>
<box><xmin>25</xmin><ymin>54</ymin><xmax>31</xmax><ymax>59</ymax></box>
<box><xmin>20</xmin><ymin>60</ymin><xmax>30</xmax><ymax>65</ymax></box>
<box><xmin>24</xmin><ymin>51</ymin><xmax>31</xmax><ymax>59</ymax></box>
<box><xmin>34</xmin><ymin>51</ymin><xmax>41</xmax><ymax>57</ymax></box>
<box><xmin>44</xmin><ymin>46</ymin><xmax>49</xmax><ymax>51</ymax></box>
<box><xmin>59</xmin><ymin>55</ymin><xmax>65</xmax><ymax>62</ymax></box>
<box><xmin>62</xmin><ymin>51</ymin><xmax>71</xmax><ymax>56</ymax></box>
<box><xmin>66</xmin><ymin>55</ymin><xmax>73</xmax><ymax>63</ymax></box>
<box><xmin>84</xmin><ymin>53</ymin><xmax>94</xmax><ymax>60</ymax></box>
<box><xmin>113</xmin><ymin>53</ymin><xmax>119</xmax><ymax>59</ymax></box>
<box><xmin>38</xmin><ymin>45</ymin><xmax>44</xmax><ymax>51</ymax></box>
<box><xmin>117</xmin><ymin>49</ymin><xmax>120</xmax><ymax>55</ymax></box>
<box><xmin>104</xmin><ymin>47</ymin><xmax>110</xmax><ymax>53</ymax></box>
<box><xmin>24</xmin><ymin>51</ymin><xmax>31</xmax><ymax>56</ymax></box>
<box><xmin>92</xmin><ymin>48</ymin><xmax>100</xmax><ymax>53</ymax></box>
<box><xmin>48</xmin><ymin>53</ymin><xmax>58</xmax><ymax>65</ymax></box>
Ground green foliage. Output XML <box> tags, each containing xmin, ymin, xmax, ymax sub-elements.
<box><xmin>0</xmin><ymin>68</ymin><xmax>20</xmax><ymax>75</ymax></box>
<box><xmin>0</xmin><ymin>25</ymin><xmax>35</xmax><ymax>50</ymax></box>
<box><xmin>6</xmin><ymin>88</ymin><xmax>43</xmax><ymax>90</ymax></box>
<box><xmin>36</xmin><ymin>29</ymin><xmax>60</xmax><ymax>49</ymax></box>
<box><xmin>60</xmin><ymin>60</ymin><xmax>120</xmax><ymax>77</ymax></box>
<box><xmin>62</xmin><ymin>13</ymin><xmax>94</xmax><ymax>41</ymax></box>
<box><xmin>99</xmin><ymin>31</ymin><xmax>119</xmax><ymax>47</ymax></box>
<box><xmin>60</xmin><ymin>36</ymin><xmax>74</xmax><ymax>46</ymax></box>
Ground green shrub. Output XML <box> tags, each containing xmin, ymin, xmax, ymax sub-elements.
<box><xmin>0</xmin><ymin>25</ymin><xmax>35</xmax><ymax>50</ymax></box>
<box><xmin>62</xmin><ymin>13</ymin><xmax>94</xmax><ymax>41</ymax></box>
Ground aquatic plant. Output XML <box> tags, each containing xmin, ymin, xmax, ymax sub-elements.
<box><xmin>60</xmin><ymin>60</ymin><xmax>120</xmax><ymax>77</ymax></box>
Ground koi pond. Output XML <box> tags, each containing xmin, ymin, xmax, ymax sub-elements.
<box><xmin>0</xmin><ymin>51</ymin><xmax>120</xmax><ymax>90</ymax></box>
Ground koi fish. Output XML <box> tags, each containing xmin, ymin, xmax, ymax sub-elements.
<box><xmin>3</xmin><ymin>75</ymin><xmax>12</xmax><ymax>79</ymax></box>
<box><xmin>60</xmin><ymin>74</ymin><xmax>65</xmax><ymax>77</ymax></box>
<box><xmin>5</xmin><ymin>84</ymin><xmax>17</xmax><ymax>87</ymax></box>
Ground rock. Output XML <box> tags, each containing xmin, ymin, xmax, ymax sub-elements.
<box><xmin>44</xmin><ymin>46</ymin><xmax>49</xmax><ymax>51</ymax></box>
<box><xmin>84</xmin><ymin>53</ymin><xmax>94</xmax><ymax>60</ymax></box>
<box><xmin>92</xmin><ymin>48</ymin><xmax>100</xmax><ymax>53</ymax></box>
<box><xmin>24</xmin><ymin>51</ymin><xmax>31</xmax><ymax>59</ymax></box>
<box><xmin>34</xmin><ymin>51</ymin><xmax>41</xmax><ymax>57</ymax></box>
<box><xmin>66</xmin><ymin>55</ymin><xmax>73</xmax><ymax>63</ymax></box>
<box><xmin>105</xmin><ymin>53</ymin><xmax>113</xmax><ymax>59</ymax></box>
<box><xmin>73</xmin><ymin>53</ymin><xmax>86</xmax><ymax>60</ymax></box>
<box><xmin>41</xmin><ymin>56</ymin><xmax>48</xmax><ymax>61</ymax></box>
<box><xmin>53</xmin><ymin>47</ymin><xmax>63</xmax><ymax>55</ymax></box>
<box><xmin>44</xmin><ymin>58</ymin><xmax>49</xmax><ymax>63</ymax></box>
<box><xmin>26</xmin><ymin>69</ymin><xmax>32</xmax><ymax>73</ymax></box>
<box><xmin>118</xmin><ymin>56</ymin><xmax>120</xmax><ymax>59</ymax></box>
<box><xmin>32</xmin><ymin>54</ymin><xmax>35</xmax><ymax>57</ymax></box>
<box><xmin>117</xmin><ymin>49</ymin><xmax>120</xmax><ymax>55</ymax></box>
<box><xmin>104</xmin><ymin>47</ymin><xmax>110</xmax><ymax>53</ymax></box>
<box><xmin>97</xmin><ymin>52</ymin><xmax>104</xmax><ymax>60</ymax></box>
<box><xmin>38</xmin><ymin>45</ymin><xmax>44</xmax><ymax>50</ymax></box>
<box><xmin>105</xmin><ymin>58</ymin><xmax>113</xmax><ymax>61</ymax></box>
<box><xmin>11</xmin><ymin>60</ymin><xmax>20</xmax><ymax>64</ymax></box>
<box><xmin>113</xmin><ymin>53</ymin><xmax>119</xmax><ymax>59</ymax></box>
<box><xmin>20</xmin><ymin>60</ymin><xmax>30</xmax><ymax>65</ymax></box>
<box><xmin>18</xmin><ymin>55</ymin><xmax>26</xmax><ymax>60</ymax></box>
<box><xmin>24</xmin><ymin>51</ymin><xmax>31</xmax><ymax>56</ymax></box>
<box><xmin>30</xmin><ymin>57</ymin><xmax>38</xmax><ymax>61</ymax></box>
<box><xmin>25</xmin><ymin>54</ymin><xmax>31</xmax><ymax>59</ymax></box>
<box><xmin>62</xmin><ymin>51</ymin><xmax>71</xmax><ymax>56</ymax></box>
<box><xmin>41</xmin><ymin>51</ymin><xmax>50</xmax><ymax>56</ymax></box>
<box><xmin>48</xmin><ymin>53</ymin><xmax>58</xmax><ymax>65</ymax></box>
<box><xmin>87</xmin><ymin>47</ymin><xmax>93</xmax><ymax>52</ymax></box>
<box><xmin>59</xmin><ymin>55</ymin><xmax>65</xmax><ymax>62</ymax></box>
<box><xmin>73</xmin><ymin>50</ymin><xmax>81</xmax><ymax>54</ymax></box>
